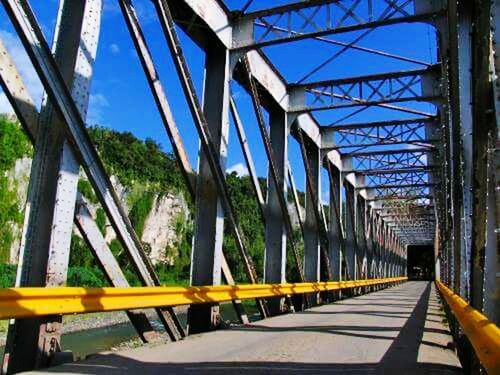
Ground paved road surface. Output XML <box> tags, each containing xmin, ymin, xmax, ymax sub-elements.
<box><xmin>33</xmin><ymin>281</ymin><xmax>462</xmax><ymax>374</ymax></box>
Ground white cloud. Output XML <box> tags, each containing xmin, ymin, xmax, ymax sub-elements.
<box><xmin>87</xmin><ymin>93</ymin><xmax>110</xmax><ymax>125</ymax></box>
<box><xmin>134</xmin><ymin>2</ymin><xmax>157</xmax><ymax>24</ymax></box>
<box><xmin>226</xmin><ymin>163</ymin><xmax>249</xmax><ymax>177</ymax></box>
<box><xmin>103</xmin><ymin>0</ymin><xmax>121</xmax><ymax>16</ymax></box>
<box><xmin>110</xmin><ymin>43</ymin><xmax>120</xmax><ymax>55</ymax></box>
<box><xmin>0</xmin><ymin>29</ymin><xmax>44</xmax><ymax>115</ymax></box>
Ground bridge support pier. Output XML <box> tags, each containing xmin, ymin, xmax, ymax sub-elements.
<box><xmin>188</xmin><ymin>41</ymin><xmax>230</xmax><ymax>334</ymax></box>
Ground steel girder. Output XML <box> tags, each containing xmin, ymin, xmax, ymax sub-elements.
<box><xmin>348</xmin><ymin>149</ymin><xmax>432</xmax><ymax>171</ymax></box>
<box><xmin>322</xmin><ymin>118</ymin><xmax>439</xmax><ymax>149</ymax></box>
<box><xmin>364</xmin><ymin>171</ymin><xmax>431</xmax><ymax>186</ymax></box>
<box><xmin>232</xmin><ymin>0</ymin><xmax>445</xmax><ymax>49</ymax></box>
<box><xmin>289</xmin><ymin>66</ymin><xmax>442</xmax><ymax>112</ymax></box>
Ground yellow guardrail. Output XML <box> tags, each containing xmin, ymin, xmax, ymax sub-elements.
<box><xmin>436</xmin><ymin>280</ymin><xmax>500</xmax><ymax>374</ymax></box>
<box><xmin>0</xmin><ymin>277</ymin><xmax>405</xmax><ymax>320</ymax></box>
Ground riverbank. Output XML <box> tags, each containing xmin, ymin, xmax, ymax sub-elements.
<box><xmin>0</xmin><ymin>306</ymin><xmax>188</xmax><ymax>347</ymax></box>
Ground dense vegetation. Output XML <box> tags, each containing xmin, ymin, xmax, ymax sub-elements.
<box><xmin>0</xmin><ymin>120</ymin><xmax>304</xmax><ymax>288</ymax></box>
<box><xmin>0</xmin><ymin>116</ymin><xmax>32</xmax><ymax>263</ymax></box>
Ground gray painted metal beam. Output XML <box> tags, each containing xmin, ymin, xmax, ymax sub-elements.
<box><xmin>288</xmin><ymin>65</ymin><xmax>442</xmax><ymax>113</ymax></box>
<box><xmin>296</xmin><ymin>128</ymin><xmax>333</xmax><ymax>281</ymax></box>
<box><xmin>303</xmin><ymin>139</ymin><xmax>322</xmax><ymax>305</ymax></box>
<box><xmin>232</xmin><ymin>0</ymin><xmax>444</xmax><ymax>49</ymax></box>
<box><xmin>326</xmin><ymin>163</ymin><xmax>343</xmax><ymax>283</ymax></box>
<box><xmin>264</xmin><ymin>106</ymin><xmax>288</xmax><ymax>314</ymax></box>
<box><xmin>3</xmin><ymin>2</ymin><xmax>101</xmax><ymax>370</ymax></box>
<box><xmin>1</xmin><ymin>0</ymin><xmax>185</xmax><ymax>351</ymax></box>
<box><xmin>0</xmin><ymin>37</ymin><xmax>38</xmax><ymax>140</ymax></box>
<box><xmin>344</xmin><ymin>181</ymin><xmax>357</xmax><ymax>280</ymax></box>
<box><xmin>74</xmin><ymin>196</ymin><xmax>158</xmax><ymax>341</ymax></box>
<box><xmin>120</xmin><ymin>0</ymin><xmax>247</xmax><ymax>326</ymax></box>
<box><xmin>188</xmin><ymin>42</ymin><xmax>231</xmax><ymax>333</ymax></box>
<box><xmin>152</xmin><ymin>0</ymin><xmax>269</xmax><ymax>320</ymax></box>
<box><xmin>0</xmin><ymin>20</ymin><xmax>167</xmax><ymax>356</ymax></box>
<box><xmin>241</xmin><ymin>55</ymin><xmax>305</xmax><ymax>283</ymax></box>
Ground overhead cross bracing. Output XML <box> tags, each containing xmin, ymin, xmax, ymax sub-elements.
<box><xmin>0</xmin><ymin>0</ymin><xmax>497</xmax><ymax>373</ymax></box>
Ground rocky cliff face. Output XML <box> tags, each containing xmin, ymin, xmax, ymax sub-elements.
<box><xmin>7</xmin><ymin>157</ymin><xmax>189</xmax><ymax>266</ymax></box>
<box><xmin>141</xmin><ymin>193</ymin><xmax>189</xmax><ymax>265</ymax></box>
<box><xmin>7</xmin><ymin>157</ymin><xmax>31</xmax><ymax>264</ymax></box>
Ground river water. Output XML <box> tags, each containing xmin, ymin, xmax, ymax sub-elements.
<box><xmin>1</xmin><ymin>303</ymin><xmax>259</xmax><ymax>361</ymax></box>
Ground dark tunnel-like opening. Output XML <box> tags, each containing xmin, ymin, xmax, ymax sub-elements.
<box><xmin>407</xmin><ymin>245</ymin><xmax>435</xmax><ymax>281</ymax></box>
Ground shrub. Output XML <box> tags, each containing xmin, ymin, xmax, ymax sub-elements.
<box><xmin>67</xmin><ymin>267</ymin><xmax>106</xmax><ymax>287</ymax></box>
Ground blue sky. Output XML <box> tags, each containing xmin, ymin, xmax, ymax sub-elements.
<box><xmin>0</xmin><ymin>0</ymin><xmax>438</xmax><ymax>202</ymax></box>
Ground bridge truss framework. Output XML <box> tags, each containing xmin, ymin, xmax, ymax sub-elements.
<box><xmin>0</xmin><ymin>0</ymin><xmax>497</xmax><ymax>373</ymax></box>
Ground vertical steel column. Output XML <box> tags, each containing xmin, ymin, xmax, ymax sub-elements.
<box><xmin>264</xmin><ymin>106</ymin><xmax>288</xmax><ymax>315</ymax></box>
<box><xmin>188</xmin><ymin>42</ymin><xmax>230</xmax><ymax>333</ymax></box>
<box><xmin>447</xmin><ymin>0</ymin><xmax>474</xmax><ymax>300</ymax></box>
<box><xmin>3</xmin><ymin>2</ymin><xmax>101</xmax><ymax>372</ymax></box>
<box><xmin>483</xmin><ymin>0</ymin><xmax>499</xmax><ymax>324</ymax></box>
<box><xmin>379</xmin><ymin>217</ymin><xmax>385</xmax><ymax>278</ymax></box>
<box><xmin>470</xmin><ymin>0</ymin><xmax>496</xmax><ymax>315</ymax></box>
<box><xmin>327</xmin><ymin>163</ymin><xmax>342</xmax><ymax>283</ymax></box>
<box><xmin>365</xmin><ymin>205</ymin><xmax>374</xmax><ymax>279</ymax></box>
<box><xmin>484</xmin><ymin>136</ymin><xmax>499</xmax><ymax>324</ymax></box>
<box><xmin>304</xmin><ymin>139</ymin><xmax>321</xmax><ymax>305</ymax></box>
<box><xmin>0</xmin><ymin>19</ymin><xmax>161</xmax><ymax>348</ymax></box>
<box><xmin>355</xmin><ymin>193</ymin><xmax>368</xmax><ymax>279</ymax></box>
<box><xmin>344</xmin><ymin>181</ymin><xmax>357</xmax><ymax>280</ymax></box>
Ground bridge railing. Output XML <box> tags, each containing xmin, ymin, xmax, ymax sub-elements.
<box><xmin>436</xmin><ymin>281</ymin><xmax>500</xmax><ymax>374</ymax></box>
<box><xmin>0</xmin><ymin>277</ymin><xmax>406</xmax><ymax>320</ymax></box>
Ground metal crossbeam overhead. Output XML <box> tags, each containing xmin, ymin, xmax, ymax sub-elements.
<box><xmin>360</xmin><ymin>183</ymin><xmax>434</xmax><ymax>190</ymax></box>
<box><xmin>352</xmin><ymin>166</ymin><xmax>435</xmax><ymax>175</ymax></box>
<box><xmin>369</xmin><ymin>187</ymin><xmax>431</xmax><ymax>198</ymax></box>
<box><xmin>349</xmin><ymin>150</ymin><xmax>432</xmax><ymax>172</ymax></box>
<box><xmin>380</xmin><ymin>212</ymin><xmax>434</xmax><ymax>218</ymax></box>
<box><xmin>252</xmin><ymin>21</ymin><xmax>432</xmax><ymax>67</ymax></box>
<box><xmin>347</xmin><ymin>147</ymin><xmax>435</xmax><ymax>157</ymax></box>
<box><xmin>368</xmin><ymin>194</ymin><xmax>433</xmax><ymax>202</ymax></box>
<box><xmin>384</xmin><ymin>217</ymin><xmax>435</xmax><ymax>224</ymax></box>
<box><xmin>322</xmin><ymin>118</ymin><xmax>438</xmax><ymax>149</ymax></box>
<box><xmin>364</xmin><ymin>171</ymin><xmax>430</xmax><ymax>186</ymax></box>
<box><xmin>232</xmin><ymin>0</ymin><xmax>445</xmax><ymax>49</ymax></box>
<box><xmin>289</xmin><ymin>66</ymin><xmax>442</xmax><ymax>112</ymax></box>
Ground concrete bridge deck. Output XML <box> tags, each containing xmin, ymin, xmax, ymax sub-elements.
<box><xmin>35</xmin><ymin>282</ymin><xmax>462</xmax><ymax>374</ymax></box>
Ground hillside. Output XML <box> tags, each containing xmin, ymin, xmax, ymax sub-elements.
<box><xmin>0</xmin><ymin>116</ymin><xmax>304</xmax><ymax>287</ymax></box>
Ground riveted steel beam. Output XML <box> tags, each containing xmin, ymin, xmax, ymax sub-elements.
<box><xmin>0</xmin><ymin>25</ymin><xmax>169</xmax><ymax>360</ymax></box>
<box><xmin>152</xmin><ymin>0</ymin><xmax>270</xmax><ymax>323</ymax></box>
<box><xmin>3</xmin><ymin>2</ymin><xmax>103</xmax><ymax>371</ymax></box>
<box><xmin>119</xmin><ymin>0</ymin><xmax>248</xmax><ymax>326</ymax></box>
<box><xmin>1</xmin><ymin>0</ymin><xmax>185</xmax><ymax>354</ymax></box>
<box><xmin>322</xmin><ymin>117</ymin><xmax>439</xmax><ymax>149</ymax></box>
<box><xmin>289</xmin><ymin>65</ymin><xmax>442</xmax><ymax>112</ymax></box>
<box><xmin>232</xmin><ymin>0</ymin><xmax>445</xmax><ymax>49</ymax></box>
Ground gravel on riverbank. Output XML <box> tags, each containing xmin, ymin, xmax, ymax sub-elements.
<box><xmin>0</xmin><ymin>306</ymin><xmax>188</xmax><ymax>347</ymax></box>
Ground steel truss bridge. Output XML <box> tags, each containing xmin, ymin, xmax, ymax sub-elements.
<box><xmin>0</xmin><ymin>0</ymin><xmax>498</xmax><ymax>373</ymax></box>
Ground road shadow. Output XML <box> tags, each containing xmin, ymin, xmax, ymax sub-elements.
<box><xmin>45</xmin><ymin>357</ymin><xmax>462</xmax><ymax>374</ymax></box>
<box><xmin>32</xmin><ymin>282</ymin><xmax>461</xmax><ymax>374</ymax></box>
